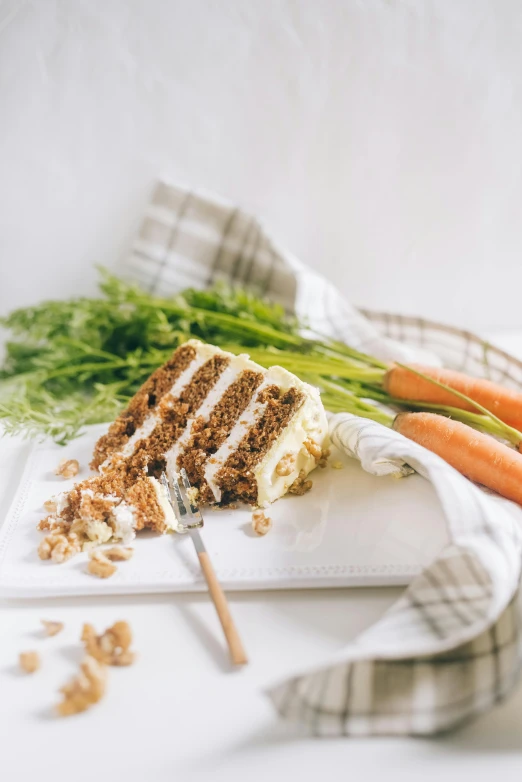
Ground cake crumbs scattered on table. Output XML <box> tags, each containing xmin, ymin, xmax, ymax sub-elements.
<box><xmin>41</xmin><ymin>619</ymin><xmax>64</xmax><ymax>637</ymax></box>
<box><xmin>19</xmin><ymin>651</ymin><xmax>40</xmax><ymax>674</ymax></box>
<box><xmin>56</xmin><ymin>655</ymin><xmax>106</xmax><ymax>717</ymax></box>
<box><xmin>82</xmin><ymin>621</ymin><xmax>135</xmax><ymax>666</ymax></box>
<box><xmin>55</xmin><ymin>458</ymin><xmax>80</xmax><ymax>479</ymax></box>
<box><xmin>252</xmin><ymin>510</ymin><xmax>272</xmax><ymax>536</ymax></box>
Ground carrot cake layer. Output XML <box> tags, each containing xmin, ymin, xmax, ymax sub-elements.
<box><xmin>39</xmin><ymin>339</ymin><xmax>329</xmax><ymax>557</ymax></box>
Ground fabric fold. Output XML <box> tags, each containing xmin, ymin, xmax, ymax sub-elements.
<box><xmin>123</xmin><ymin>180</ymin><xmax>522</xmax><ymax>735</ymax></box>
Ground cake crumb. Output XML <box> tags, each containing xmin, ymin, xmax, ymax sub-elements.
<box><xmin>38</xmin><ymin>533</ymin><xmax>80</xmax><ymax>564</ymax></box>
<box><xmin>41</xmin><ymin>620</ymin><xmax>64</xmax><ymax>637</ymax></box>
<box><xmin>19</xmin><ymin>651</ymin><xmax>40</xmax><ymax>674</ymax></box>
<box><xmin>82</xmin><ymin>621</ymin><xmax>135</xmax><ymax>666</ymax></box>
<box><xmin>37</xmin><ymin>516</ymin><xmax>69</xmax><ymax>534</ymax></box>
<box><xmin>288</xmin><ymin>471</ymin><xmax>313</xmax><ymax>496</ymax></box>
<box><xmin>252</xmin><ymin>510</ymin><xmax>272</xmax><ymax>536</ymax></box>
<box><xmin>104</xmin><ymin>546</ymin><xmax>134</xmax><ymax>562</ymax></box>
<box><xmin>186</xmin><ymin>486</ymin><xmax>199</xmax><ymax>505</ymax></box>
<box><xmin>303</xmin><ymin>438</ymin><xmax>322</xmax><ymax>461</ymax></box>
<box><xmin>331</xmin><ymin>460</ymin><xmax>344</xmax><ymax>470</ymax></box>
<box><xmin>56</xmin><ymin>655</ymin><xmax>106</xmax><ymax>717</ymax></box>
<box><xmin>55</xmin><ymin>458</ymin><xmax>80</xmax><ymax>479</ymax></box>
<box><xmin>276</xmin><ymin>453</ymin><xmax>296</xmax><ymax>477</ymax></box>
<box><xmin>87</xmin><ymin>550</ymin><xmax>118</xmax><ymax>579</ymax></box>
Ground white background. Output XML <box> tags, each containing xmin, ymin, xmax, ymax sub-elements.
<box><xmin>3</xmin><ymin>4</ymin><xmax>522</xmax><ymax>777</ymax></box>
<box><xmin>2</xmin><ymin>0</ymin><xmax>522</xmax><ymax>329</ymax></box>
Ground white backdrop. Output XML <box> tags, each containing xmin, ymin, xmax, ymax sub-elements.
<box><xmin>1</xmin><ymin>0</ymin><xmax>521</xmax><ymax>330</ymax></box>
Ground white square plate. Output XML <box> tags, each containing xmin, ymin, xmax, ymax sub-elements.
<box><xmin>0</xmin><ymin>425</ymin><xmax>448</xmax><ymax>597</ymax></box>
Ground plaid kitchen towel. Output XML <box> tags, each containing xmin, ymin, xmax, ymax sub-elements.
<box><xmin>121</xmin><ymin>181</ymin><xmax>522</xmax><ymax>735</ymax></box>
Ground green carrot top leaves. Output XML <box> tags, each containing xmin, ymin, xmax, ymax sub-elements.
<box><xmin>0</xmin><ymin>269</ymin><xmax>388</xmax><ymax>443</ymax></box>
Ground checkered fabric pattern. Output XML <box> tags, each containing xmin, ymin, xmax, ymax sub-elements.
<box><xmin>122</xmin><ymin>181</ymin><xmax>522</xmax><ymax>735</ymax></box>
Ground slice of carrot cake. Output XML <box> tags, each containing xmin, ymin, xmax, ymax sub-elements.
<box><xmin>39</xmin><ymin>340</ymin><xmax>329</xmax><ymax>557</ymax></box>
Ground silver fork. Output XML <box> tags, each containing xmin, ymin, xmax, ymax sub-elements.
<box><xmin>160</xmin><ymin>469</ymin><xmax>248</xmax><ymax>666</ymax></box>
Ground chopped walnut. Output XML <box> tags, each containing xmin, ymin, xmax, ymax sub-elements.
<box><xmin>318</xmin><ymin>447</ymin><xmax>331</xmax><ymax>468</ymax></box>
<box><xmin>330</xmin><ymin>460</ymin><xmax>344</xmax><ymax>470</ymax></box>
<box><xmin>82</xmin><ymin>621</ymin><xmax>135</xmax><ymax>666</ymax></box>
<box><xmin>303</xmin><ymin>438</ymin><xmax>323</xmax><ymax>461</ymax></box>
<box><xmin>103</xmin><ymin>546</ymin><xmax>134</xmax><ymax>562</ymax></box>
<box><xmin>87</xmin><ymin>550</ymin><xmax>117</xmax><ymax>579</ymax></box>
<box><xmin>288</xmin><ymin>470</ymin><xmax>313</xmax><ymax>496</ymax></box>
<box><xmin>252</xmin><ymin>510</ymin><xmax>272</xmax><ymax>536</ymax></box>
<box><xmin>19</xmin><ymin>651</ymin><xmax>40</xmax><ymax>674</ymax></box>
<box><xmin>43</xmin><ymin>498</ymin><xmax>58</xmax><ymax>513</ymax></box>
<box><xmin>38</xmin><ymin>533</ymin><xmax>80</xmax><ymax>563</ymax></box>
<box><xmin>276</xmin><ymin>453</ymin><xmax>296</xmax><ymax>477</ymax></box>
<box><xmin>56</xmin><ymin>656</ymin><xmax>107</xmax><ymax>717</ymax></box>
<box><xmin>41</xmin><ymin>619</ymin><xmax>64</xmax><ymax>637</ymax></box>
<box><xmin>55</xmin><ymin>458</ymin><xmax>80</xmax><ymax>479</ymax></box>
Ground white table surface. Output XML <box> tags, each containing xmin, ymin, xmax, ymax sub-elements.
<box><xmin>2</xmin><ymin>331</ymin><xmax>522</xmax><ymax>782</ymax></box>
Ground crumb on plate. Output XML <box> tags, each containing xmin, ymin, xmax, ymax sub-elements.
<box><xmin>330</xmin><ymin>460</ymin><xmax>344</xmax><ymax>470</ymax></box>
<box><xmin>252</xmin><ymin>510</ymin><xmax>272</xmax><ymax>536</ymax></box>
<box><xmin>103</xmin><ymin>546</ymin><xmax>134</xmax><ymax>562</ymax></box>
<box><xmin>87</xmin><ymin>550</ymin><xmax>117</xmax><ymax>579</ymax></box>
<box><xmin>55</xmin><ymin>458</ymin><xmax>80</xmax><ymax>479</ymax></box>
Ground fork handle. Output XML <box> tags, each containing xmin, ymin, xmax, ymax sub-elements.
<box><xmin>198</xmin><ymin>552</ymin><xmax>248</xmax><ymax>666</ymax></box>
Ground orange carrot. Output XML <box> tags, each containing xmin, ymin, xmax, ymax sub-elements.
<box><xmin>386</xmin><ymin>364</ymin><xmax>522</xmax><ymax>431</ymax></box>
<box><xmin>394</xmin><ymin>412</ymin><xmax>522</xmax><ymax>505</ymax></box>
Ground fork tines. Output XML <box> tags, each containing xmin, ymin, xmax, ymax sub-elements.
<box><xmin>160</xmin><ymin>470</ymin><xmax>204</xmax><ymax>531</ymax></box>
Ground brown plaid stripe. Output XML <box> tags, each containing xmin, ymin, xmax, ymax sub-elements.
<box><xmin>122</xmin><ymin>181</ymin><xmax>522</xmax><ymax>736</ymax></box>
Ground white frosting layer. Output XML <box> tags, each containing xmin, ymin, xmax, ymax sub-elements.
<box><xmin>165</xmin><ymin>352</ymin><xmax>261</xmax><ymax>477</ymax></box>
<box><xmin>111</xmin><ymin>501</ymin><xmax>136</xmax><ymax>543</ymax></box>
<box><xmin>148</xmin><ymin>476</ymin><xmax>183</xmax><ymax>533</ymax></box>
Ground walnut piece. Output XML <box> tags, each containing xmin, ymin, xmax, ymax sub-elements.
<box><xmin>55</xmin><ymin>458</ymin><xmax>80</xmax><ymax>479</ymax></box>
<box><xmin>56</xmin><ymin>655</ymin><xmax>107</xmax><ymax>717</ymax></box>
<box><xmin>41</xmin><ymin>619</ymin><xmax>64</xmax><ymax>637</ymax></box>
<box><xmin>252</xmin><ymin>510</ymin><xmax>272</xmax><ymax>536</ymax></box>
<box><xmin>104</xmin><ymin>546</ymin><xmax>134</xmax><ymax>562</ymax></box>
<box><xmin>318</xmin><ymin>447</ymin><xmax>331</xmax><ymax>468</ymax></box>
<box><xmin>275</xmin><ymin>453</ymin><xmax>296</xmax><ymax>477</ymax></box>
<box><xmin>87</xmin><ymin>550</ymin><xmax>117</xmax><ymax>579</ymax></box>
<box><xmin>43</xmin><ymin>498</ymin><xmax>58</xmax><ymax>513</ymax></box>
<box><xmin>38</xmin><ymin>533</ymin><xmax>80</xmax><ymax>563</ymax></box>
<box><xmin>82</xmin><ymin>621</ymin><xmax>135</xmax><ymax>666</ymax></box>
<box><xmin>19</xmin><ymin>651</ymin><xmax>40</xmax><ymax>674</ymax></box>
<box><xmin>303</xmin><ymin>438</ymin><xmax>322</xmax><ymax>461</ymax></box>
<box><xmin>288</xmin><ymin>470</ymin><xmax>313</xmax><ymax>496</ymax></box>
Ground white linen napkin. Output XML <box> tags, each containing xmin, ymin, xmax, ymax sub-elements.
<box><xmin>121</xmin><ymin>180</ymin><xmax>522</xmax><ymax>734</ymax></box>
